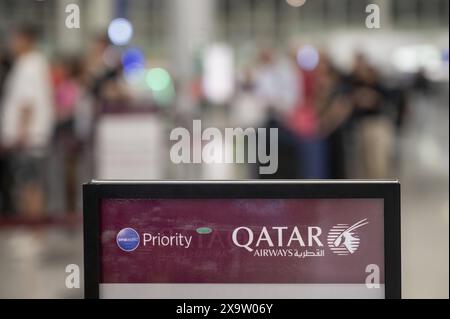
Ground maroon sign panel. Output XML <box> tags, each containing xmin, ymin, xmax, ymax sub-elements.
<box><xmin>100</xmin><ymin>198</ymin><xmax>384</xmax><ymax>284</ymax></box>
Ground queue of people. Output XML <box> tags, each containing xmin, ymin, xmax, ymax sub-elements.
<box><xmin>233</xmin><ymin>48</ymin><xmax>408</xmax><ymax>180</ymax></box>
<box><xmin>0</xmin><ymin>24</ymin><xmax>410</xmax><ymax>219</ymax></box>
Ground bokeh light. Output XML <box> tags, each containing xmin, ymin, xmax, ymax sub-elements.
<box><xmin>122</xmin><ymin>48</ymin><xmax>145</xmax><ymax>69</ymax></box>
<box><xmin>286</xmin><ymin>0</ymin><xmax>307</xmax><ymax>7</ymax></box>
<box><xmin>108</xmin><ymin>18</ymin><xmax>133</xmax><ymax>46</ymax></box>
<box><xmin>443</xmin><ymin>48</ymin><xmax>449</xmax><ymax>63</ymax></box>
<box><xmin>121</xmin><ymin>48</ymin><xmax>146</xmax><ymax>86</ymax></box>
<box><xmin>297</xmin><ymin>45</ymin><xmax>320</xmax><ymax>71</ymax></box>
<box><xmin>146</xmin><ymin>68</ymin><xmax>171</xmax><ymax>92</ymax></box>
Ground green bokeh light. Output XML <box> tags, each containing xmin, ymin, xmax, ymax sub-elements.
<box><xmin>146</xmin><ymin>68</ymin><xmax>171</xmax><ymax>92</ymax></box>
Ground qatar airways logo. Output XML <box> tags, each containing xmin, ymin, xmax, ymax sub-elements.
<box><xmin>232</xmin><ymin>219</ymin><xmax>369</xmax><ymax>257</ymax></box>
<box><xmin>327</xmin><ymin>219</ymin><xmax>369</xmax><ymax>255</ymax></box>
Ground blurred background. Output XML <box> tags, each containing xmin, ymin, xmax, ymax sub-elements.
<box><xmin>0</xmin><ymin>0</ymin><xmax>448</xmax><ymax>298</ymax></box>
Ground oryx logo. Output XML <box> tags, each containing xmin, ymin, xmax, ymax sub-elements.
<box><xmin>116</xmin><ymin>228</ymin><xmax>140</xmax><ymax>252</ymax></box>
<box><xmin>327</xmin><ymin>219</ymin><xmax>369</xmax><ymax>255</ymax></box>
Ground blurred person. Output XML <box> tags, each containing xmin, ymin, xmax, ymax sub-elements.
<box><xmin>85</xmin><ymin>34</ymin><xmax>129</xmax><ymax>109</ymax></box>
<box><xmin>287</xmin><ymin>51</ymin><xmax>331</xmax><ymax>179</ymax></box>
<box><xmin>253</xmin><ymin>48</ymin><xmax>303</xmax><ymax>179</ymax></box>
<box><xmin>253</xmin><ymin>48</ymin><xmax>300</xmax><ymax>116</ymax></box>
<box><xmin>85</xmin><ymin>34</ymin><xmax>112</xmax><ymax>82</ymax></box>
<box><xmin>0</xmin><ymin>39</ymin><xmax>11</xmax><ymax>98</ymax></box>
<box><xmin>345</xmin><ymin>53</ymin><xmax>395</xmax><ymax>179</ymax></box>
<box><xmin>48</xmin><ymin>56</ymin><xmax>85</xmax><ymax>216</ymax></box>
<box><xmin>314</xmin><ymin>55</ymin><xmax>353</xmax><ymax>179</ymax></box>
<box><xmin>0</xmin><ymin>24</ymin><xmax>54</xmax><ymax>218</ymax></box>
<box><xmin>0</xmin><ymin>38</ymin><xmax>13</xmax><ymax>214</ymax></box>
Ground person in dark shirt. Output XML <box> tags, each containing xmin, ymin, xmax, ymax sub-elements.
<box><xmin>0</xmin><ymin>39</ymin><xmax>13</xmax><ymax>214</ymax></box>
<box><xmin>344</xmin><ymin>53</ymin><xmax>395</xmax><ymax>179</ymax></box>
<box><xmin>0</xmin><ymin>36</ymin><xmax>12</xmax><ymax>102</ymax></box>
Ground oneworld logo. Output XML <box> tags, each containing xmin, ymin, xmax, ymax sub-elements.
<box><xmin>327</xmin><ymin>219</ymin><xmax>369</xmax><ymax>255</ymax></box>
<box><xmin>116</xmin><ymin>228</ymin><xmax>140</xmax><ymax>252</ymax></box>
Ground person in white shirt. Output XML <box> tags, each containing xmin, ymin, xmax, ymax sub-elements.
<box><xmin>0</xmin><ymin>25</ymin><xmax>54</xmax><ymax>217</ymax></box>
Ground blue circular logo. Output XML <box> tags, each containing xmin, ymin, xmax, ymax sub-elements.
<box><xmin>116</xmin><ymin>228</ymin><xmax>140</xmax><ymax>252</ymax></box>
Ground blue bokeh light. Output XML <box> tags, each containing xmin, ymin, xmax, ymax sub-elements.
<box><xmin>108</xmin><ymin>18</ymin><xmax>133</xmax><ymax>46</ymax></box>
<box><xmin>297</xmin><ymin>45</ymin><xmax>320</xmax><ymax>71</ymax></box>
